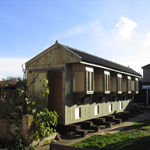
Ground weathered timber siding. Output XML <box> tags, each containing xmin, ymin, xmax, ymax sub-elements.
<box><xmin>65</xmin><ymin>95</ymin><xmax>133</xmax><ymax>125</ymax></box>
<box><xmin>65</xmin><ymin>65</ymin><xmax>133</xmax><ymax>125</ymax></box>
<box><xmin>26</xmin><ymin>42</ymin><xmax>135</xmax><ymax>126</ymax></box>
<box><xmin>26</xmin><ymin>45</ymin><xmax>80</xmax><ymax>124</ymax></box>
<box><xmin>65</xmin><ymin>64</ymin><xmax>74</xmax><ymax>125</ymax></box>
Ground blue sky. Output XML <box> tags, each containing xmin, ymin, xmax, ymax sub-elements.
<box><xmin>0</xmin><ymin>0</ymin><xmax>150</xmax><ymax>80</ymax></box>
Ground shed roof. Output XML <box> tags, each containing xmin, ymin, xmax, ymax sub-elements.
<box><xmin>0</xmin><ymin>81</ymin><xmax>26</xmax><ymax>88</ymax></box>
<box><xmin>61</xmin><ymin>44</ymin><xmax>141</xmax><ymax>77</ymax></box>
<box><xmin>142</xmin><ymin>64</ymin><xmax>150</xmax><ymax>69</ymax></box>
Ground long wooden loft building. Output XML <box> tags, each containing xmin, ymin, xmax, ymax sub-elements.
<box><xmin>25</xmin><ymin>41</ymin><xmax>141</xmax><ymax>125</ymax></box>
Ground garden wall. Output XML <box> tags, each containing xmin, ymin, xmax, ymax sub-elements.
<box><xmin>0</xmin><ymin>98</ymin><xmax>11</xmax><ymax>119</ymax></box>
<box><xmin>0</xmin><ymin>115</ymin><xmax>57</xmax><ymax>147</ymax></box>
<box><xmin>0</xmin><ymin>115</ymin><xmax>33</xmax><ymax>143</ymax></box>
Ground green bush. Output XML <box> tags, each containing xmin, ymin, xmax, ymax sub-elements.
<box><xmin>33</xmin><ymin>108</ymin><xmax>58</xmax><ymax>139</ymax></box>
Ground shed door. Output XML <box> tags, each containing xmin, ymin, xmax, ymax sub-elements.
<box><xmin>48</xmin><ymin>70</ymin><xmax>62</xmax><ymax>121</ymax></box>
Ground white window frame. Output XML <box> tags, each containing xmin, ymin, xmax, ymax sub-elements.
<box><xmin>109</xmin><ymin>103</ymin><xmax>112</xmax><ymax>112</ymax></box>
<box><xmin>120</xmin><ymin>101</ymin><xmax>123</xmax><ymax>110</ymax></box>
<box><xmin>94</xmin><ymin>105</ymin><xmax>99</xmax><ymax>115</ymax></box>
<box><xmin>135</xmin><ymin>78</ymin><xmax>139</xmax><ymax>94</ymax></box>
<box><xmin>104</xmin><ymin>71</ymin><xmax>110</xmax><ymax>94</ymax></box>
<box><xmin>127</xmin><ymin>76</ymin><xmax>131</xmax><ymax>94</ymax></box>
<box><xmin>86</xmin><ymin>67</ymin><xmax>94</xmax><ymax>94</ymax></box>
<box><xmin>75</xmin><ymin>107</ymin><xmax>81</xmax><ymax>119</ymax></box>
<box><xmin>117</xmin><ymin>74</ymin><xmax>122</xmax><ymax>94</ymax></box>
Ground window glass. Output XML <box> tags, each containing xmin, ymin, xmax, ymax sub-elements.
<box><xmin>75</xmin><ymin>107</ymin><xmax>81</xmax><ymax>119</ymax></box>
<box><xmin>109</xmin><ymin>103</ymin><xmax>112</xmax><ymax>112</ymax></box>
<box><xmin>117</xmin><ymin>74</ymin><xmax>122</xmax><ymax>94</ymax></box>
<box><xmin>94</xmin><ymin>105</ymin><xmax>99</xmax><ymax>115</ymax></box>
<box><xmin>86</xmin><ymin>67</ymin><xmax>94</xmax><ymax>94</ymax></box>
<box><xmin>127</xmin><ymin>76</ymin><xmax>131</xmax><ymax>94</ymax></box>
<box><xmin>88</xmin><ymin>71</ymin><xmax>90</xmax><ymax>91</ymax></box>
<box><xmin>135</xmin><ymin>78</ymin><xmax>139</xmax><ymax>93</ymax></box>
<box><xmin>104</xmin><ymin>71</ymin><xmax>110</xmax><ymax>94</ymax></box>
<box><xmin>120</xmin><ymin>102</ymin><xmax>123</xmax><ymax>110</ymax></box>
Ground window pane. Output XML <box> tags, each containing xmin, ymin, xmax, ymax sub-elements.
<box><xmin>91</xmin><ymin>72</ymin><xmax>93</xmax><ymax>91</ymax></box>
<box><xmin>108</xmin><ymin>75</ymin><xmax>110</xmax><ymax>91</ymax></box>
<box><xmin>118</xmin><ymin>77</ymin><xmax>122</xmax><ymax>92</ymax></box>
<box><xmin>128</xmin><ymin>79</ymin><xmax>131</xmax><ymax>91</ymax></box>
<box><xmin>75</xmin><ymin>107</ymin><xmax>81</xmax><ymax>119</ymax></box>
<box><xmin>86</xmin><ymin>70</ymin><xmax>94</xmax><ymax>93</ymax></box>
<box><xmin>104</xmin><ymin>72</ymin><xmax>110</xmax><ymax>94</ymax></box>
<box><xmin>88</xmin><ymin>71</ymin><xmax>90</xmax><ymax>91</ymax></box>
<box><xmin>131</xmin><ymin>80</ymin><xmax>135</xmax><ymax>92</ymax></box>
<box><xmin>109</xmin><ymin>103</ymin><xmax>112</xmax><ymax>112</ymax></box>
<box><xmin>106</xmin><ymin>75</ymin><xmax>108</xmax><ymax>91</ymax></box>
<box><xmin>94</xmin><ymin>105</ymin><xmax>99</xmax><ymax>115</ymax></box>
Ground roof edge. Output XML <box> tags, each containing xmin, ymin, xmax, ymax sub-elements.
<box><xmin>81</xmin><ymin>61</ymin><xmax>142</xmax><ymax>78</ymax></box>
<box><xmin>59</xmin><ymin>43</ymin><xmax>82</xmax><ymax>60</ymax></box>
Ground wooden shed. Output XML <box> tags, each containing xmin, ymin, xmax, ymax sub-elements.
<box><xmin>25</xmin><ymin>41</ymin><xmax>141</xmax><ymax>125</ymax></box>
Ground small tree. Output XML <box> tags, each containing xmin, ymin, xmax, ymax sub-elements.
<box><xmin>0</xmin><ymin>74</ymin><xmax>58</xmax><ymax>149</ymax></box>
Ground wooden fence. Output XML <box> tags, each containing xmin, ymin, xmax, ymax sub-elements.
<box><xmin>134</xmin><ymin>89</ymin><xmax>150</xmax><ymax>106</ymax></box>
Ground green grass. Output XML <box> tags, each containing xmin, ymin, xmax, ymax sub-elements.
<box><xmin>71</xmin><ymin>120</ymin><xmax>150</xmax><ymax>150</ymax></box>
<box><xmin>131</xmin><ymin>120</ymin><xmax>150</xmax><ymax>127</ymax></box>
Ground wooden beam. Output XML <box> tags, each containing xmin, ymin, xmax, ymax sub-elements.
<box><xmin>29</xmin><ymin>67</ymin><xmax>64</xmax><ymax>73</ymax></box>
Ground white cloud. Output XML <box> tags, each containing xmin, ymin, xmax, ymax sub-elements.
<box><xmin>0</xmin><ymin>57</ymin><xmax>29</xmax><ymax>80</ymax></box>
<box><xmin>52</xmin><ymin>24</ymin><xmax>88</xmax><ymax>40</ymax></box>
<box><xmin>116</xmin><ymin>16</ymin><xmax>137</xmax><ymax>40</ymax></box>
<box><xmin>147</xmin><ymin>31</ymin><xmax>150</xmax><ymax>38</ymax></box>
<box><xmin>66</xmin><ymin>24</ymin><xmax>87</xmax><ymax>36</ymax></box>
<box><xmin>16</xmin><ymin>37</ymin><xmax>20</xmax><ymax>39</ymax></box>
<box><xmin>142</xmin><ymin>31</ymin><xmax>150</xmax><ymax>46</ymax></box>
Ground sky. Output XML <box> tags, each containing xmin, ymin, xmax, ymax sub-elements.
<box><xmin>0</xmin><ymin>0</ymin><xmax>150</xmax><ymax>80</ymax></box>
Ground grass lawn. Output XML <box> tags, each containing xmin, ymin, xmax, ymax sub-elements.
<box><xmin>71</xmin><ymin>120</ymin><xmax>150</xmax><ymax>150</ymax></box>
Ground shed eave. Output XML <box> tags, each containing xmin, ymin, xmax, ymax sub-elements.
<box><xmin>141</xmin><ymin>64</ymin><xmax>150</xmax><ymax>69</ymax></box>
<box><xmin>80</xmin><ymin>61</ymin><xmax>141</xmax><ymax>78</ymax></box>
